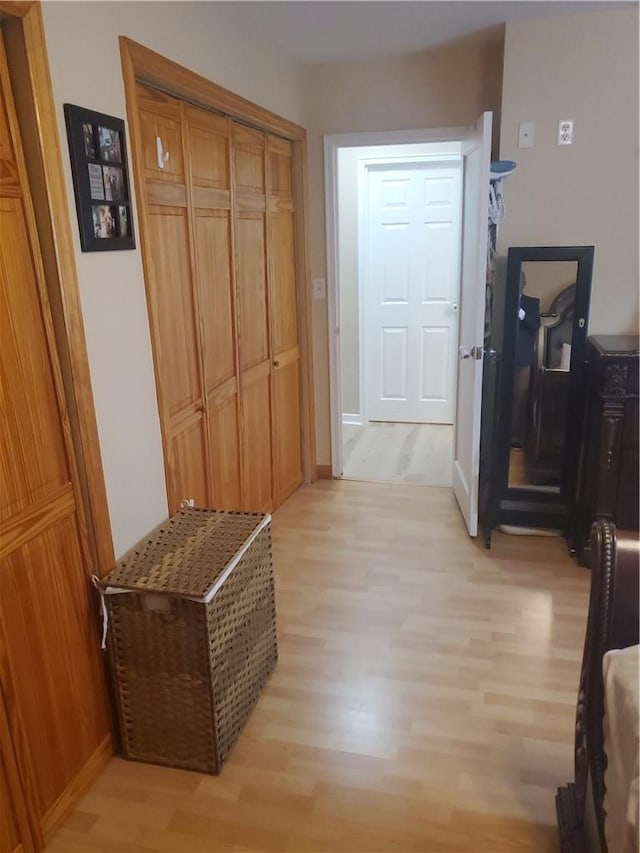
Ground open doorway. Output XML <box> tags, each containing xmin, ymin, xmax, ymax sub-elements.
<box><xmin>334</xmin><ymin>139</ymin><xmax>462</xmax><ymax>486</ymax></box>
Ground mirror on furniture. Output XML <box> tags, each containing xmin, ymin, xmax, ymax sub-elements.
<box><xmin>479</xmin><ymin>245</ymin><xmax>594</xmax><ymax>547</ymax></box>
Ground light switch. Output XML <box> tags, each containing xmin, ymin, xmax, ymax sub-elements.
<box><xmin>518</xmin><ymin>122</ymin><xmax>535</xmax><ymax>148</ymax></box>
<box><xmin>312</xmin><ymin>278</ymin><xmax>326</xmax><ymax>299</ymax></box>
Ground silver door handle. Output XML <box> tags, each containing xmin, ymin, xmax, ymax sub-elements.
<box><xmin>458</xmin><ymin>346</ymin><xmax>472</xmax><ymax>360</ymax></box>
<box><xmin>451</xmin><ymin>302</ymin><xmax>458</xmax><ymax>313</ymax></box>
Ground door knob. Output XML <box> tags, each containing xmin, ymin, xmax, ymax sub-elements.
<box><xmin>451</xmin><ymin>302</ymin><xmax>458</xmax><ymax>313</ymax></box>
<box><xmin>458</xmin><ymin>346</ymin><xmax>472</xmax><ymax>360</ymax></box>
<box><xmin>273</xmin><ymin>359</ymin><xmax>280</xmax><ymax>368</ymax></box>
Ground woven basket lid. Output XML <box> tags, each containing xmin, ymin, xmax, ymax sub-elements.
<box><xmin>99</xmin><ymin>508</ymin><xmax>270</xmax><ymax>600</ymax></box>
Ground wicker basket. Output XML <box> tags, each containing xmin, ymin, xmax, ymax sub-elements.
<box><xmin>97</xmin><ymin>507</ymin><xmax>277</xmax><ymax>774</ymax></box>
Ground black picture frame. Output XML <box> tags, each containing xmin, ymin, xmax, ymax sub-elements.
<box><xmin>64</xmin><ymin>103</ymin><xmax>135</xmax><ymax>251</ymax></box>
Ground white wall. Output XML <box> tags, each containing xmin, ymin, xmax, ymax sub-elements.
<box><xmin>337</xmin><ymin>142</ymin><xmax>462</xmax><ymax>419</ymax></box>
<box><xmin>498</xmin><ymin>7</ymin><xmax>639</xmax><ymax>335</ymax></box>
<box><xmin>42</xmin><ymin>1</ymin><xmax>306</xmax><ymax>557</ymax></box>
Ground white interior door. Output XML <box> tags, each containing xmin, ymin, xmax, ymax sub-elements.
<box><xmin>452</xmin><ymin>112</ymin><xmax>492</xmax><ymax>536</ymax></box>
<box><xmin>365</xmin><ymin>160</ymin><xmax>461</xmax><ymax>424</ymax></box>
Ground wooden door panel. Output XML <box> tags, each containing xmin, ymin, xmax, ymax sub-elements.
<box><xmin>266</xmin><ymin>134</ymin><xmax>302</xmax><ymax>507</ymax></box>
<box><xmin>169</xmin><ymin>416</ymin><xmax>209</xmax><ymax>511</ymax></box>
<box><xmin>233</xmin><ymin>124</ymin><xmax>265</xmax><ymax>193</ymax></box>
<box><xmin>0</xmin><ymin>514</ymin><xmax>108</xmax><ymax>820</ymax></box>
<box><xmin>235</xmin><ymin>213</ymin><xmax>268</xmax><ymax>371</ymax></box>
<box><xmin>241</xmin><ymin>364</ymin><xmax>272</xmax><ymax>512</ymax></box>
<box><xmin>0</xmin><ymin>683</ymin><xmax>34</xmax><ymax>853</ymax></box>
<box><xmin>147</xmin><ymin>207</ymin><xmax>201</xmax><ymax>416</ymax></box>
<box><xmin>0</xmin><ymin>37</ymin><xmax>110</xmax><ymax>843</ymax></box>
<box><xmin>268</xmin><ymin>211</ymin><xmax>298</xmax><ymax>355</ymax></box>
<box><xmin>136</xmin><ymin>85</ymin><xmax>184</xmax><ymax>183</ymax></box>
<box><xmin>194</xmin><ymin>211</ymin><xmax>235</xmax><ymax>390</ymax></box>
<box><xmin>268</xmin><ymin>136</ymin><xmax>292</xmax><ymax>197</ymax></box>
<box><xmin>208</xmin><ymin>381</ymin><xmax>242</xmax><ymax>510</ymax></box>
<box><xmin>186</xmin><ymin>107</ymin><xmax>229</xmax><ymax>190</ymax></box>
<box><xmin>0</xmin><ymin>750</ymin><xmax>23</xmax><ymax>853</ymax></box>
<box><xmin>272</xmin><ymin>354</ymin><xmax>303</xmax><ymax>504</ymax></box>
<box><xmin>0</xmin><ymin>86</ymin><xmax>18</xmax><ymax>193</ymax></box>
<box><xmin>0</xmin><ymin>198</ymin><xmax>69</xmax><ymax>522</ymax></box>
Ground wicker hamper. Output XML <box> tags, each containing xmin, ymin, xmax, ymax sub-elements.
<box><xmin>97</xmin><ymin>507</ymin><xmax>278</xmax><ymax>774</ymax></box>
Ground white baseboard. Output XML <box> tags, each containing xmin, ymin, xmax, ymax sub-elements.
<box><xmin>342</xmin><ymin>413</ymin><xmax>362</xmax><ymax>426</ymax></box>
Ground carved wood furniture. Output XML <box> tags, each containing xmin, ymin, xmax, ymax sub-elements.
<box><xmin>556</xmin><ymin>521</ymin><xmax>640</xmax><ymax>853</ymax></box>
<box><xmin>572</xmin><ymin>336</ymin><xmax>640</xmax><ymax>563</ymax></box>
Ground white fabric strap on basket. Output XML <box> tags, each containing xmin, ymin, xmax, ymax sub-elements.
<box><xmin>93</xmin><ymin>513</ymin><xmax>272</xmax><ymax>651</ymax></box>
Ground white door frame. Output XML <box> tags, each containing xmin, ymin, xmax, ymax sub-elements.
<box><xmin>324</xmin><ymin>127</ymin><xmax>468</xmax><ymax>478</ymax></box>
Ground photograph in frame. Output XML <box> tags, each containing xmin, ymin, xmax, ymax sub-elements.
<box><xmin>98</xmin><ymin>126</ymin><xmax>122</xmax><ymax>163</ymax></box>
<box><xmin>64</xmin><ymin>103</ymin><xmax>135</xmax><ymax>251</ymax></box>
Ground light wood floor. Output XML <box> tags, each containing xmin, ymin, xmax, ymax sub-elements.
<box><xmin>342</xmin><ymin>422</ymin><xmax>453</xmax><ymax>486</ymax></box>
<box><xmin>48</xmin><ymin>480</ymin><xmax>589</xmax><ymax>853</ymax></box>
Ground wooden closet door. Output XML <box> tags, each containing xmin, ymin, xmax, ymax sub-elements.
<box><xmin>185</xmin><ymin>107</ymin><xmax>242</xmax><ymax>510</ymax></box>
<box><xmin>1</xmin><ymin>686</ymin><xmax>35</xmax><ymax>853</ymax></box>
<box><xmin>232</xmin><ymin>124</ymin><xmax>273</xmax><ymax>512</ymax></box>
<box><xmin>0</xmin><ymin>35</ymin><xmax>109</xmax><ymax>844</ymax></box>
<box><xmin>136</xmin><ymin>84</ymin><xmax>209</xmax><ymax>512</ymax></box>
<box><xmin>267</xmin><ymin>136</ymin><xmax>303</xmax><ymax>505</ymax></box>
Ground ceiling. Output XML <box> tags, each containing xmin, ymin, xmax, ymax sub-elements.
<box><xmin>217</xmin><ymin>1</ymin><xmax>634</xmax><ymax>64</ymax></box>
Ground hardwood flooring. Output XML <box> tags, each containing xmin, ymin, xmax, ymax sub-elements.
<box><xmin>47</xmin><ymin>480</ymin><xmax>589</xmax><ymax>853</ymax></box>
<box><xmin>342</xmin><ymin>422</ymin><xmax>453</xmax><ymax>487</ymax></box>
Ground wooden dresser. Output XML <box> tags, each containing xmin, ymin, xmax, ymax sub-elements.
<box><xmin>572</xmin><ymin>335</ymin><xmax>640</xmax><ymax>563</ymax></box>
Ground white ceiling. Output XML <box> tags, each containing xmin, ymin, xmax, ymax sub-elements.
<box><xmin>217</xmin><ymin>1</ymin><xmax>634</xmax><ymax>64</ymax></box>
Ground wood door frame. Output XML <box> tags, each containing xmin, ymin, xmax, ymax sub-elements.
<box><xmin>324</xmin><ymin>127</ymin><xmax>468</xmax><ymax>477</ymax></box>
<box><xmin>0</xmin><ymin>1</ymin><xmax>115</xmax><ymax>575</ymax></box>
<box><xmin>119</xmin><ymin>37</ymin><xmax>317</xmax><ymax>493</ymax></box>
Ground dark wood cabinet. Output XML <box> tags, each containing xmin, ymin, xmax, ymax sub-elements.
<box><xmin>572</xmin><ymin>335</ymin><xmax>640</xmax><ymax>563</ymax></box>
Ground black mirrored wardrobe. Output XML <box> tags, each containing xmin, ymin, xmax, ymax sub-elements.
<box><xmin>479</xmin><ymin>245</ymin><xmax>594</xmax><ymax>548</ymax></box>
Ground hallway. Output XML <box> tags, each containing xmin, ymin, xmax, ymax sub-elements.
<box><xmin>342</xmin><ymin>421</ymin><xmax>453</xmax><ymax>486</ymax></box>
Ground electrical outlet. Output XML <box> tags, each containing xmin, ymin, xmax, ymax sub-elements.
<box><xmin>312</xmin><ymin>278</ymin><xmax>326</xmax><ymax>299</ymax></box>
<box><xmin>518</xmin><ymin>121</ymin><xmax>535</xmax><ymax>148</ymax></box>
<box><xmin>558</xmin><ymin>120</ymin><xmax>574</xmax><ymax>145</ymax></box>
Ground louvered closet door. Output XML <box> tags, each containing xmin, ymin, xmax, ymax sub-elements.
<box><xmin>0</xmin><ymin>34</ymin><xmax>109</xmax><ymax>842</ymax></box>
<box><xmin>185</xmin><ymin>107</ymin><xmax>242</xmax><ymax>509</ymax></box>
<box><xmin>267</xmin><ymin>136</ymin><xmax>303</xmax><ymax>504</ymax></box>
<box><xmin>232</xmin><ymin>124</ymin><xmax>273</xmax><ymax>512</ymax></box>
<box><xmin>136</xmin><ymin>84</ymin><xmax>209</xmax><ymax>512</ymax></box>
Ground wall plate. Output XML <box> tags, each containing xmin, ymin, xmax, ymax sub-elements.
<box><xmin>558</xmin><ymin>120</ymin><xmax>574</xmax><ymax>145</ymax></box>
